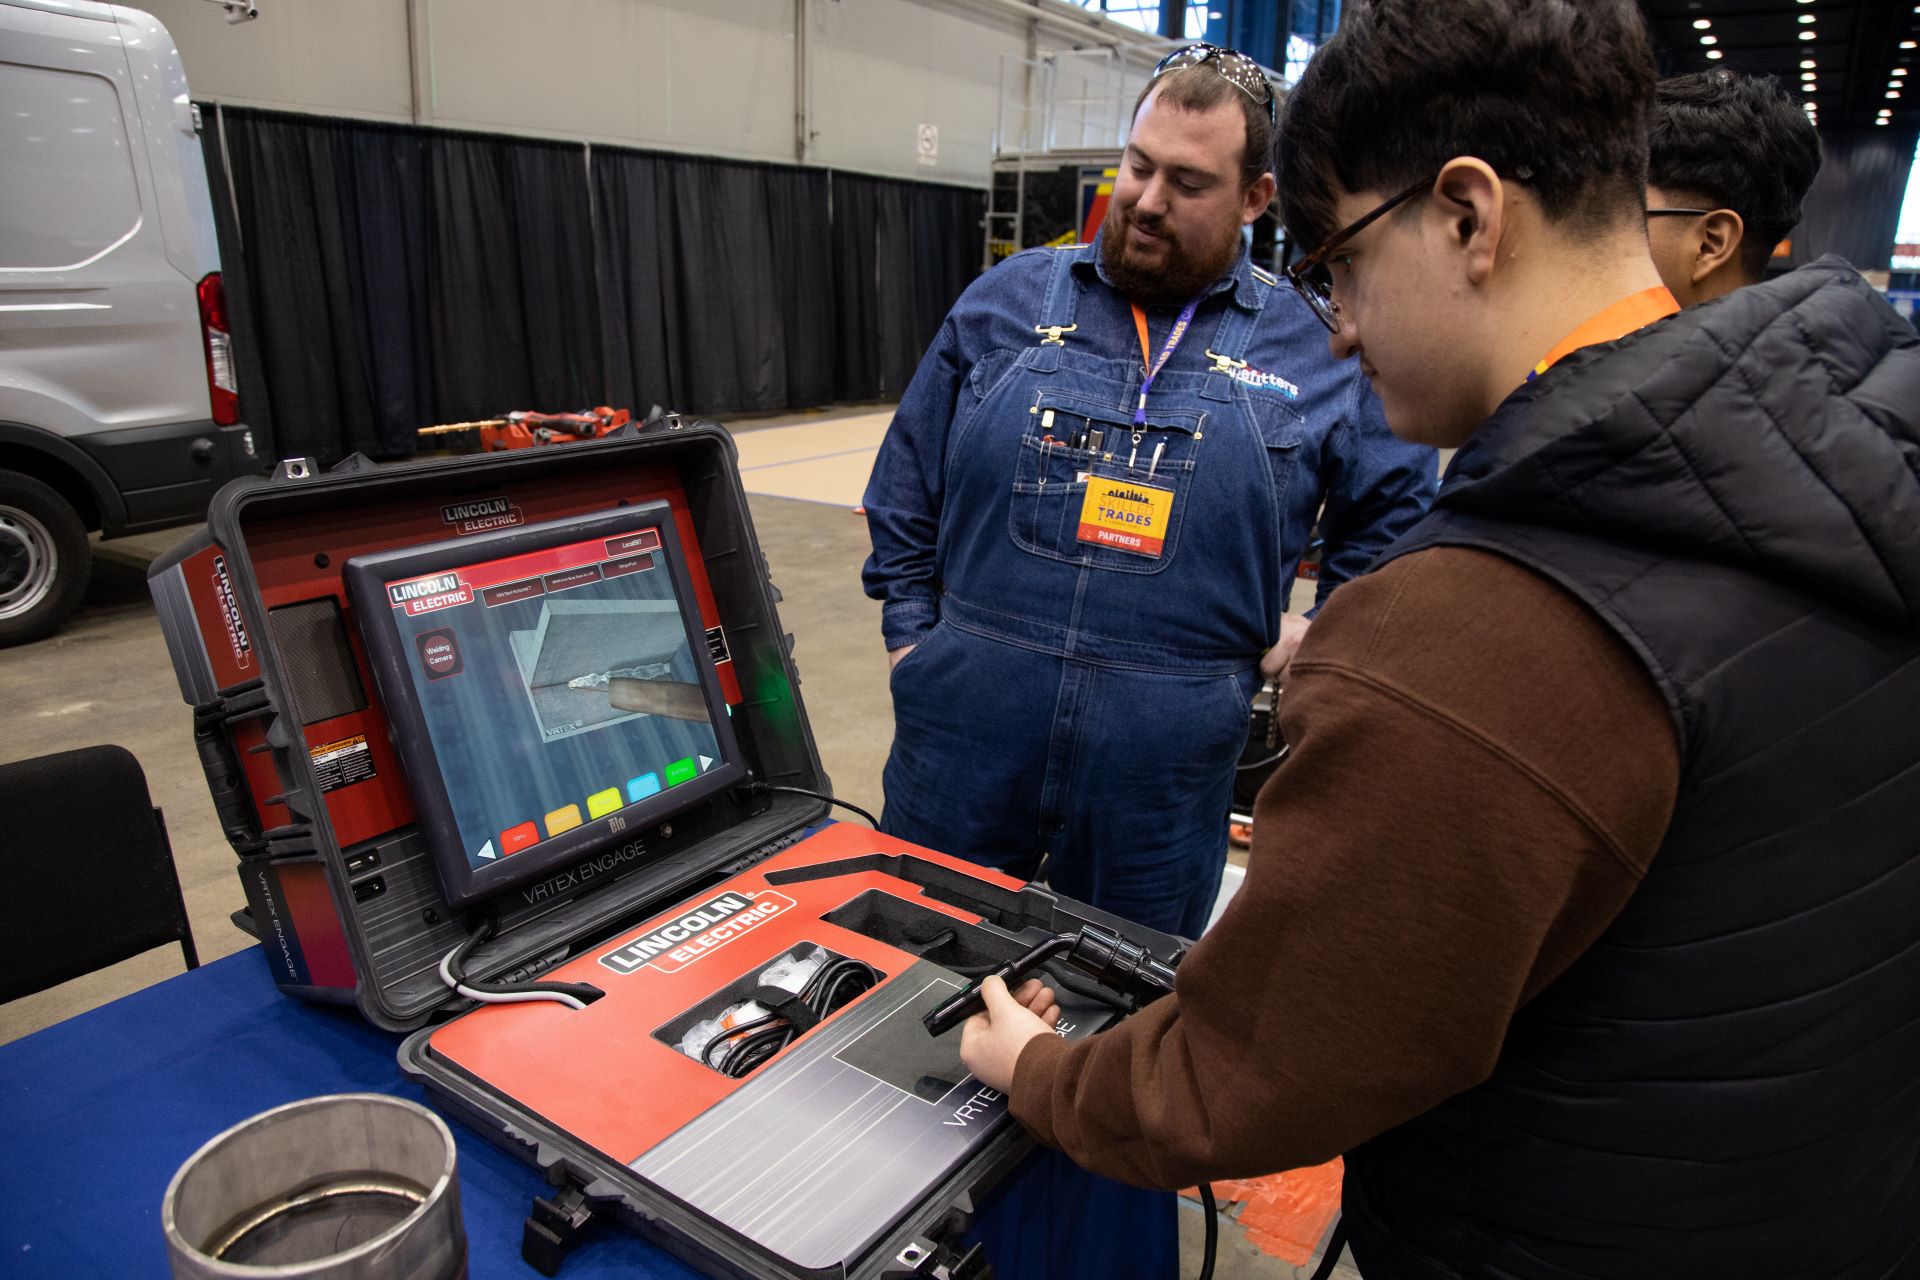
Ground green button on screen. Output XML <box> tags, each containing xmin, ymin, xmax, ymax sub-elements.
<box><xmin>664</xmin><ymin>757</ymin><xmax>698</xmax><ymax>787</ymax></box>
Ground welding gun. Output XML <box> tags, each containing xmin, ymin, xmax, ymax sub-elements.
<box><xmin>921</xmin><ymin>924</ymin><xmax>1179</xmax><ymax>1037</ymax></box>
<box><xmin>416</xmin><ymin>406</ymin><xmax>633</xmax><ymax>451</ymax></box>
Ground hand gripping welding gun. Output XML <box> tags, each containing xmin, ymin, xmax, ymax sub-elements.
<box><xmin>922</xmin><ymin>924</ymin><xmax>1180</xmax><ymax>1037</ymax></box>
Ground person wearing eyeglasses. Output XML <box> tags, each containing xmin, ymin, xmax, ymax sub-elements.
<box><xmin>861</xmin><ymin>41</ymin><xmax>1435</xmax><ymax>1279</ymax></box>
<box><xmin>959</xmin><ymin>3</ymin><xmax>1920</xmax><ymax>1278</ymax></box>
<box><xmin>862</xmin><ymin>44</ymin><xmax>1434</xmax><ymax>943</ymax></box>
<box><xmin>1644</xmin><ymin>70</ymin><xmax>1822</xmax><ymax>307</ymax></box>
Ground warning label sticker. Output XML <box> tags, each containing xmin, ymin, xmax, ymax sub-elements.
<box><xmin>311</xmin><ymin>736</ymin><xmax>376</xmax><ymax>792</ymax></box>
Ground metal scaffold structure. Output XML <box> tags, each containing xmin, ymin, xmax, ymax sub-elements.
<box><xmin>982</xmin><ymin>42</ymin><xmax>1289</xmax><ymax>271</ymax></box>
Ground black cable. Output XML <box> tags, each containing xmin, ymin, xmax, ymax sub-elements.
<box><xmin>705</xmin><ymin>953</ymin><xmax>881</xmax><ymax>1078</ymax></box>
<box><xmin>1197</xmin><ymin>1182</ymin><xmax>1218</xmax><ymax>1280</ymax></box>
<box><xmin>704</xmin><ymin>1014</ymin><xmax>780</xmax><ymax>1068</ymax></box>
<box><xmin>1235</xmin><ymin>744</ymin><xmax>1290</xmax><ymax>772</ymax></box>
<box><xmin>754</xmin><ymin>783</ymin><xmax>879</xmax><ymax>828</ymax></box>
<box><xmin>448</xmin><ymin>919</ymin><xmax>602</xmax><ymax>1002</ymax></box>
<box><xmin>1304</xmin><ymin>1216</ymin><xmax>1347</xmax><ymax>1280</ymax></box>
<box><xmin>718</xmin><ymin>1025</ymin><xmax>788</xmax><ymax>1077</ymax></box>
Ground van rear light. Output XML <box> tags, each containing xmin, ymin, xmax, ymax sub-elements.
<box><xmin>197</xmin><ymin>272</ymin><xmax>239</xmax><ymax>426</ymax></box>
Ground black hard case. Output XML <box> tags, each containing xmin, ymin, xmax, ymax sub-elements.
<box><xmin>149</xmin><ymin>425</ymin><xmax>833</xmax><ymax>1031</ymax></box>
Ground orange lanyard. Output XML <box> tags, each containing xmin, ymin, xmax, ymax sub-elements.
<box><xmin>1531</xmin><ymin>286</ymin><xmax>1680</xmax><ymax>379</ymax></box>
<box><xmin>1128</xmin><ymin>300</ymin><xmax>1200</xmax><ymax>428</ymax></box>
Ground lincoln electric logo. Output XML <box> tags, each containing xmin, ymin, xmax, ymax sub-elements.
<box><xmin>388</xmin><ymin>573</ymin><xmax>472</xmax><ymax>616</ymax></box>
<box><xmin>212</xmin><ymin>555</ymin><xmax>251</xmax><ymax>667</ymax></box>
<box><xmin>598</xmin><ymin>890</ymin><xmax>795</xmax><ymax>975</ymax></box>
<box><xmin>441</xmin><ymin>497</ymin><xmax>523</xmax><ymax>535</ymax></box>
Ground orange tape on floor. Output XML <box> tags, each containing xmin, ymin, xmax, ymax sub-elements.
<box><xmin>1182</xmin><ymin>1158</ymin><xmax>1343</xmax><ymax>1267</ymax></box>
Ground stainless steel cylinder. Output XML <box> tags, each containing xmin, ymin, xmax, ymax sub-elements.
<box><xmin>162</xmin><ymin>1093</ymin><xmax>466</xmax><ymax>1280</ymax></box>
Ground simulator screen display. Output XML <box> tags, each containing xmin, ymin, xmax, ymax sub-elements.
<box><xmin>347</xmin><ymin>504</ymin><xmax>743</xmax><ymax>903</ymax></box>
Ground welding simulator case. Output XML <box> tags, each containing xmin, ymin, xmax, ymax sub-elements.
<box><xmin>148</xmin><ymin>426</ymin><xmax>1179</xmax><ymax>1280</ymax></box>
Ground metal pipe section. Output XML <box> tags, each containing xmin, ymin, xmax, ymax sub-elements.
<box><xmin>163</xmin><ymin>1093</ymin><xmax>466</xmax><ymax>1280</ymax></box>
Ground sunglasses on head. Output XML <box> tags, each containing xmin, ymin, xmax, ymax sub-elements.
<box><xmin>1151</xmin><ymin>43</ymin><xmax>1278</xmax><ymax>128</ymax></box>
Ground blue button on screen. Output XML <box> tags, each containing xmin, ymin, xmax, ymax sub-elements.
<box><xmin>627</xmin><ymin>772</ymin><xmax>662</xmax><ymax>802</ymax></box>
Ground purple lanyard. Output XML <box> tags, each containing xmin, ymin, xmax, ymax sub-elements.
<box><xmin>1130</xmin><ymin>296</ymin><xmax>1203</xmax><ymax>429</ymax></box>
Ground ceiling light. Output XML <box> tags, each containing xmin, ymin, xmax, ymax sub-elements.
<box><xmin>1700</xmin><ymin>34</ymin><xmax>1717</xmax><ymax>44</ymax></box>
<box><xmin>1801</xmin><ymin>59</ymin><xmax>1818</xmax><ymax>68</ymax></box>
<box><xmin>1895</xmin><ymin>68</ymin><xmax>1910</xmax><ymax>76</ymax></box>
<box><xmin>1891</xmin><ymin>90</ymin><xmax>1904</xmax><ymax>98</ymax></box>
<box><xmin>1877</xmin><ymin>117</ymin><xmax>1890</xmax><ymax>124</ymax></box>
<box><xmin>1706</xmin><ymin>48</ymin><xmax>1724</xmax><ymax>59</ymax></box>
<box><xmin>1692</xmin><ymin>18</ymin><xmax>1711</xmax><ymax>29</ymax></box>
<box><xmin>1798</xmin><ymin>13</ymin><xmax>1815</xmax><ymax>22</ymax></box>
<box><xmin>1903</xmin><ymin>41</ymin><xmax>1918</xmax><ymax>50</ymax></box>
<box><xmin>1800</xmin><ymin>30</ymin><xmax>1816</xmax><ymax>40</ymax></box>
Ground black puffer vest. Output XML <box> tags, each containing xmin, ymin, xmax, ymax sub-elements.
<box><xmin>1343</xmin><ymin>260</ymin><xmax>1920</xmax><ymax>1280</ymax></box>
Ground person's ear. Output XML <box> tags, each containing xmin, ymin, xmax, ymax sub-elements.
<box><xmin>1431</xmin><ymin>158</ymin><xmax>1505</xmax><ymax>286</ymax></box>
<box><xmin>1693</xmin><ymin>208</ymin><xmax>1745</xmax><ymax>284</ymax></box>
<box><xmin>1244</xmin><ymin>172</ymin><xmax>1276</xmax><ymax>225</ymax></box>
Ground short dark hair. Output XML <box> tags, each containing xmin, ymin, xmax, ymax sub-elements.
<box><xmin>1649</xmin><ymin>70</ymin><xmax>1823</xmax><ymax>280</ymax></box>
<box><xmin>1132</xmin><ymin>64</ymin><xmax>1275</xmax><ymax>192</ymax></box>
<box><xmin>1276</xmin><ymin>0</ymin><xmax>1656</xmax><ymax>250</ymax></box>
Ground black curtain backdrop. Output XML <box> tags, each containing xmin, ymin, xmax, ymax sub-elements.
<box><xmin>593</xmin><ymin>151</ymin><xmax>838</xmax><ymax>416</ymax></box>
<box><xmin>1791</xmin><ymin>128</ymin><xmax>1920</xmax><ymax>272</ymax></box>
<box><xmin>203</xmin><ymin>106</ymin><xmax>984</xmax><ymax>465</ymax></box>
<box><xmin>830</xmin><ymin>172</ymin><xmax>986</xmax><ymax>402</ymax></box>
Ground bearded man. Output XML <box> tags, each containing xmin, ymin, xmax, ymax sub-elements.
<box><xmin>863</xmin><ymin>47</ymin><xmax>1435</xmax><ymax>944</ymax></box>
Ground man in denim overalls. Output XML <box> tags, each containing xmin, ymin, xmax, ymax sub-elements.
<box><xmin>861</xmin><ymin>47</ymin><xmax>1436</xmax><ymax>1280</ymax></box>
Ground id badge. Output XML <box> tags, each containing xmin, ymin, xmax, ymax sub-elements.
<box><xmin>1076</xmin><ymin>475</ymin><xmax>1174</xmax><ymax>557</ymax></box>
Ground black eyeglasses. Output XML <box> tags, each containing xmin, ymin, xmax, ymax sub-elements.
<box><xmin>1283</xmin><ymin>178</ymin><xmax>1431</xmax><ymax>333</ymax></box>
<box><xmin>1283</xmin><ymin>165</ymin><xmax>1538</xmax><ymax>332</ymax></box>
<box><xmin>1152</xmin><ymin>43</ymin><xmax>1278</xmax><ymax>127</ymax></box>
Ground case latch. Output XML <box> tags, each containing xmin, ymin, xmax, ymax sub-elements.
<box><xmin>522</xmin><ymin>1183</ymin><xmax>597</xmax><ymax>1277</ymax></box>
<box><xmin>887</xmin><ymin>1237</ymin><xmax>992</xmax><ymax>1279</ymax></box>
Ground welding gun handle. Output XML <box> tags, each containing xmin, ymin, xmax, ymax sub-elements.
<box><xmin>921</xmin><ymin>978</ymin><xmax>998</xmax><ymax>1038</ymax></box>
<box><xmin>922</xmin><ymin>935</ymin><xmax>1074</xmax><ymax>1038</ymax></box>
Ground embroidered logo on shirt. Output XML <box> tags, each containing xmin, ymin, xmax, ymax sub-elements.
<box><xmin>1231</xmin><ymin>365</ymin><xmax>1300</xmax><ymax>399</ymax></box>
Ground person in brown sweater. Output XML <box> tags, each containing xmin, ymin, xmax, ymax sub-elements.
<box><xmin>977</xmin><ymin>545</ymin><xmax>1679</xmax><ymax>1185</ymax></box>
<box><xmin>958</xmin><ymin>2</ymin><xmax>1920</xmax><ymax>1276</ymax></box>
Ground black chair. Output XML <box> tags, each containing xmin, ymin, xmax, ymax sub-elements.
<box><xmin>0</xmin><ymin>744</ymin><xmax>199</xmax><ymax>1004</ymax></box>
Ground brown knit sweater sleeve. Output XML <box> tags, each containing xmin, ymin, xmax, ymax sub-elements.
<box><xmin>1008</xmin><ymin>546</ymin><xmax>1681</xmax><ymax>1189</ymax></box>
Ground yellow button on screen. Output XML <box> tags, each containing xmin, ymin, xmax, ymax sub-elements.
<box><xmin>544</xmin><ymin>804</ymin><xmax>583</xmax><ymax>835</ymax></box>
<box><xmin>586</xmin><ymin>787</ymin><xmax>623</xmax><ymax>819</ymax></box>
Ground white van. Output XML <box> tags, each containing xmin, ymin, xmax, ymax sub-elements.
<box><xmin>0</xmin><ymin>0</ymin><xmax>260</xmax><ymax>645</ymax></box>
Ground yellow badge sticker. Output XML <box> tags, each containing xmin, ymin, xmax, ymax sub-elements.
<box><xmin>1077</xmin><ymin>477</ymin><xmax>1173</xmax><ymax>557</ymax></box>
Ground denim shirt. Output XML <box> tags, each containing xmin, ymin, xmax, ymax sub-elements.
<box><xmin>863</xmin><ymin>244</ymin><xmax>1437</xmax><ymax>652</ymax></box>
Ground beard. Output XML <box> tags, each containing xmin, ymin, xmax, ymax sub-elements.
<box><xmin>1098</xmin><ymin>200</ymin><xmax>1243</xmax><ymax>305</ymax></box>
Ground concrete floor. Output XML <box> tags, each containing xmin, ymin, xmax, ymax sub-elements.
<box><xmin>0</xmin><ymin>407</ymin><xmax>1356</xmax><ymax>1279</ymax></box>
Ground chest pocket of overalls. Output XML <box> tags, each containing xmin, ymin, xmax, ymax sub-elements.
<box><xmin>1009</xmin><ymin>389</ymin><xmax>1206</xmax><ymax>576</ymax></box>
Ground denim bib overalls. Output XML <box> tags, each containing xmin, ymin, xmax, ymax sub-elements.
<box><xmin>882</xmin><ymin>248</ymin><xmax>1297</xmax><ymax>941</ymax></box>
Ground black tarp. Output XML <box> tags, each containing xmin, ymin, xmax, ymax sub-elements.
<box><xmin>202</xmin><ymin>106</ymin><xmax>984</xmax><ymax>465</ymax></box>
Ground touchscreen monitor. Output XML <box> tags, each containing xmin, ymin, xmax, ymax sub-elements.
<box><xmin>345</xmin><ymin>503</ymin><xmax>745</xmax><ymax>904</ymax></box>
